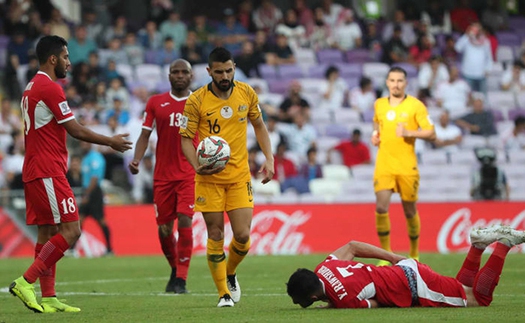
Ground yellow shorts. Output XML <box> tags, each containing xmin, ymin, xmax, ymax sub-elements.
<box><xmin>373</xmin><ymin>174</ymin><xmax>420</xmax><ymax>202</ymax></box>
<box><xmin>194</xmin><ymin>179</ymin><xmax>254</xmax><ymax>212</ymax></box>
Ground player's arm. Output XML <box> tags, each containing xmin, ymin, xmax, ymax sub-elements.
<box><xmin>251</xmin><ymin>116</ymin><xmax>275</xmax><ymax>184</ymax></box>
<box><xmin>63</xmin><ymin>119</ymin><xmax>132</xmax><ymax>152</ymax></box>
<box><xmin>371</xmin><ymin>121</ymin><xmax>380</xmax><ymax>146</ymax></box>
<box><xmin>396</xmin><ymin>124</ymin><xmax>436</xmax><ymax>141</ymax></box>
<box><xmin>181</xmin><ymin>136</ymin><xmax>224</xmax><ymax>175</ymax></box>
<box><xmin>331</xmin><ymin>240</ymin><xmax>406</xmax><ymax>264</ymax></box>
<box><xmin>128</xmin><ymin>129</ymin><xmax>152</xmax><ymax>175</ymax></box>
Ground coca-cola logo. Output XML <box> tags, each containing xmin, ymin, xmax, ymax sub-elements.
<box><xmin>191</xmin><ymin>210</ymin><xmax>311</xmax><ymax>255</ymax></box>
<box><xmin>437</xmin><ymin>208</ymin><xmax>525</xmax><ymax>253</ymax></box>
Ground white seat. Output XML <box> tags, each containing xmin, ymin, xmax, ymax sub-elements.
<box><xmin>350</xmin><ymin>164</ymin><xmax>375</xmax><ymax>181</ymax></box>
<box><xmin>16</xmin><ymin>64</ymin><xmax>29</xmax><ymax>91</ymax></box>
<box><xmin>315</xmin><ymin>136</ymin><xmax>340</xmax><ymax>152</ymax></box>
<box><xmin>461</xmin><ymin>135</ymin><xmax>489</xmax><ymax>150</ymax></box>
<box><xmin>487</xmin><ymin>91</ymin><xmax>515</xmax><ymax>111</ymax></box>
<box><xmin>246</xmin><ymin>78</ymin><xmax>269</xmax><ymax>93</ymax></box>
<box><xmin>496</xmin><ymin>45</ymin><xmax>514</xmax><ymax>64</ymax></box>
<box><xmin>322</xmin><ymin>164</ymin><xmax>351</xmax><ymax>180</ymax></box>
<box><xmin>298</xmin><ymin>78</ymin><xmax>324</xmax><ymax>95</ymax></box>
<box><xmin>298</xmin><ymin>192</ymin><xmax>331</xmax><ymax>203</ymax></box>
<box><xmin>362</xmin><ymin>62</ymin><xmax>390</xmax><ymax>88</ymax></box>
<box><xmin>268</xmin><ymin>192</ymin><xmax>299</xmax><ymax>204</ymax></box>
<box><xmin>449</xmin><ymin>150</ymin><xmax>476</xmax><ymax>165</ymax></box>
<box><xmin>294</xmin><ymin>48</ymin><xmax>317</xmax><ymax>72</ymax></box>
<box><xmin>116</xmin><ymin>64</ymin><xmax>135</xmax><ymax>86</ymax></box>
<box><xmin>419</xmin><ymin>164</ymin><xmax>448</xmax><ymax>180</ymax></box>
<box><xmin>507</xmin><ymin>150</ymin><xmax>525</xmax><ymax>164</ymax></box>
<box><xmin>419</xmin><ymin>149</ymin><xmax>449</xmax><ymax>165</ymax></box>
<box><xmin>333</xmin><ymin>108</ymin><xmax>361</xmax><ymax>124</ymax></box>
<box><xmin>258</xmin><ymin>93</ymin><xmax>284</xmax><ymax>107</ymax></box>
<box><xmin>135</xmin><ymin>64</ymin><xmax>163</xmax><ymax>91</ymax></box>
<box><xmin>308</xmin><ymin>178</ymin><xmax>343</xmax><ymax>201</ymax></box>
<box><xmin>310</xmin><ymin>109</ymin><xmax>332</xmax><ymax>125</ymax></box>
<box><xmin>252</xmin><ymin>180</ymin><xmax>281</xmax><ymax>197</ymax></box>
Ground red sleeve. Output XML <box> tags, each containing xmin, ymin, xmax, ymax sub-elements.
<box><xmin>42</xmin><ymin>83</ymin><xmax>74</xmax><ymax>124</ymax></box>
<box><xmin>142</xmin><ymin>97</ymin><xmax>156</xmax><ymax>130</ymax></box>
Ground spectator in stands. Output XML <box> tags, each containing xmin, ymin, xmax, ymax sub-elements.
<box><xmin>455</xmin><ymin>94</ymin><xmax>498</xmax><ymax>137</ymax></box>
<box><xmin>7</xmin><ymin>30</ymin><xmax>32</xmax><ymax>64</ymax></box>
<box><xmin>319</xmin><ymin>66</ymin><xmax>348</xmax><ymax>112</ymax></box>
<box><xmin>99</xmin><ymin>115</ymin><xmax>128</xmax><ymax>186</ymax></box>
<box><xmin>278</xmin><ymin>110</ymin><xmax>317</xmax><ymax>158</ymax></box>
<box><xmin>180</xmin><ymin>31</ymin><xmax>205</xmax><ymax>66</ymax></box>
<box><xmin>65</xmin><ymin>85</ymin><xmax>83</xmax><ymax>110</ymax></box>
<box><xmin>106</xmin><ymin>78</ymin><xmax>129</xmax><ymax>108</ymax></box>
<box><xmin>105</xmin><ymin>97</ymin><xmax>130</xmax><ymax>126</ymax></box>
<box><xmin>101</xmin><ymin>38</ymin><xmax>129</xmax><ymax>66</ymax></box>
<box><xmin>435</xmin><ymin>65</ymin><xmax>471</xmax><ymax>119</ymax></box>
<box><xmin>25</xmin><ymin>55</ymin><xmax>39</xmax><ymax>84</ymax></box>
<box><xmin>293</xmin><ymin>0</ymin><xmax>314</xmax><ymax>31</ymax></box>
<box><xmin>483</xmin><ymin>24</ymin><xmax>498</xmax><ymax>62</ymax></box>
<box><xmin>26</xmin><ymin>10</ymin><xmax>44</xmax><ymax>41</ymax></box>
<box><xmin>417</xmin><ymin>55</ymin><xmax>449</xmax><ymax>103</ymax></box>
<box><xmin>381</xmin><ymin>25</ymin><xmax>409</xmax><ymax>65</ymax></box>
<box><xmin>103</xmin><ymin>15</ymin><xmax>128</xmax><ymax>46</ymax></box>
<box><xmin>216</xmin><ymin>8</ymin><xmax>249</xmax><ymax>53</ymax></box>
<box><xmin>87</xmin><ymin>51</ymin><xmax>104</xmax><ymax>83</ymax></box>
<box><xmin>298</xmin><ymin>147</ymin><xmax>323</xmax><ymax>181</ymax></box>
<box><xmin>320</xmin><ymin>0</ymin><xmax>344</xmax><ymax>29</ymax></box>
<box><xmin>32</xmin><ymin>22</ymin><xmax>52</xmax><ymax>49</ymax></box>
<box><xmin>248</xmin><ymin>147</ymin><xmax>262</xmax><ymax>179</ymax></box>
<box><xmin>482</xmin><ymin>0</ymin><xmax>509</xmax><ymax>32</ymax></box>
<box><xmin>441</xmin><ymin>35</ymin><xmax>459</xmax><ymax>65</ymax></box>
<box><xmin>413</xmin><ymin>18</ymin><xmax>435</xmax><ymax>46</ymax></box>
<box><xmin>235</xmin><ymin>41</ymin><xmax>262</xmax><ymax>78</ymax></box>
<box><xmin>432</xmin><ymin>110</ymin><xmax>463</xmax><ymax>154</ymax></box>
<box><xmin>309</xmin><ymin>7</ymin><xmax>333</xmax><ymax>51</ymax></box>
<box><xmin>131</xmin><ymin>154</ymin><xmax>154</xmax><ymax>204</ymax></box>
<box><xmin>349</xmin><ymin>76</ymin><xmax>376</xmax><ymax>120</ymax></box>
<box><xmin>253</xmin><ymin>0</ymin><xmax>283</xmax><ymax>35</ymax></box>
<box><xmin>123</xmin><ymin>32</ymin><xmax>144</xmax><ymax>67</ymax></box>
<box><xmin>420</xmin><ymin>0</ymin><xmax>451</xmax><ymax>35</ymax></box>
<box><xmin>0</xmin><ymin>99</ymin><xmax>21</xmax><ymax>155</ymax></box>
<box><xmin>501</xmin><ymin>60</ymin><xmax>525</xmax><ymax>92</ymax></box>
<box><xmin>253</xmin><ymin>29</ymin><xmax>273</xmax><ymax>59</ymax></box>
<box><xmin>363</xmin><ymin>21</ymin><xmax>382</xmax><ymax>60</ymax></box>
<box><xmin>455</xmin><ymin>23</ymin><xmax>493</xmax><ymax>95</ymax></box>
<box><xmin>382</xmin><ymin>10</ymin><xmax>416</xmax><ymax>47</ymax></box>
<box><xmin>237</xmin><ymin>0</ymin><xmax>257</xmax><ymax>33</ymax></box>
<box><xmin>501</xmin><ymin>116</ymin><xmax>525</xmax><ymax>151</ymax></box>
<box><xmin>188</xmin><ymin>14</ymin><xmax>215</xmax><ymax>49</ymax></box>
<box><xmin>265</xmin><ymin>115</ymin><xmax>284</xmax><ymax>154</ymax></box>
<box><xmin>352</xmin><ymin>0</ymin><xmax>387</xmax><ymax>21</ymax></box>
<box><xmin>266</xmin><ymin>33</ymin><xmax>296</xmax><ymax>66</ymax></box>
<box><xmin>3</xmin><ymin>54</ymin><xmax>22</xmax><ymax>101</ymax></box>
<box><xmin>279</xmin><ymin>80</ymin><xmax>310</xmax><ymax>124</ymax></box>
<box><xmin>68</xmin><ymin>25</ymin><xmax>98</xmax><ymax>65</ymax></box>
<box><xmin>326</xmin><ymin>129</ymin><xmax>371</xmax><ymax>168</ymax></box>
<box><xmin>78</xmin><ymin>97</ymin><xmax>102</xmax><ymax>126</ymax></box>
<box><xmin>519</xmin><ymin>51</ymin><xmax>525</xmax><ymax>67</ymax></box>
<box><xmin>273</xmin><ymin>142</ymin><xmax>298</xmax><ymax>184</ymax></box>
<box><xmin>408</xmin><ymin>34</ymin><xmax>433</xmax><ymax>67</ymax></box>
<box><xmin>48</xmin><ymin>8</ymin><xmax>70</xmax><ymax>40</ymax></box>
<box><xmin>149</xmin><ymin>0</ymin><xmax>173</xmax><ymax>24</ymax></box>
<box><xmin>159</xmin><ymin>10</ymin><xmax>187</xmax><ymax>51</ymax></box>
<box><xmin>275</xmin><ymin>8</ymin><xmax>308</xmax><ymax>50</ymax></box>
<box><xmin>138</xmin><ymin>20</ymin><xmax>163</xmax><ymax>50</ymax></box>
<box><xmin>103</xmin><ymin>59</ymin><xmax>125</xmax><ymax>85</ymax></box>
<box><xmin>3</xmin><ymin>130</ymin><xmax>24</xmax><ymax>191</ymax></box>
<box><xmin>83</xmin><ymin>10</ymin><xmax>104</xmax><ymax>46</ymax></box>
<box><xmin>155</xmin><ymin>36</ymin><xmax>180</xmax><ymax>66</ymax></box>
<box><xmin>450</xmin><ymin>0</ymin><xmax>479</xmax><ymax>33</ymax></box>
<box><xmin>66</xmin><ymin>155</ymin><xmax>83</xmax><ymax>190</ymax></box>
<box><xmin>331</xmin><ymin>9</ymin><xmax>362</xmax><ymax>51</ymax></box>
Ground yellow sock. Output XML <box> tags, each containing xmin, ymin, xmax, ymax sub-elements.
<box><xmin>227</xmin><ymin>237</ymin><xmax>251</xmax><ymax>276</ymax></box>
<box><xmin>376</xmin><ymin>212</ymin><xmax>391</xmax><ymax>252</ymax></box>
<box><xmin>206</xmin><ymin>238</ymin><xmax>229</xmax><ymax>297</ymax></box>
<box><xmin>407</xmin><ymin>213</ymin><xmax>420</xmax><ymax>259</ymax></box>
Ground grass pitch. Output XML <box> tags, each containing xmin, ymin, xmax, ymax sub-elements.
<box><xmin>1</xmin><ymin>253</ymin><xmax>524</xmax><ymax>323</ymax></box>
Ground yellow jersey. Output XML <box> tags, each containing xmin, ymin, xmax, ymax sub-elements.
<box><xmin>373</xmin><ymin>95</ymin><xmax>434</xmax><ymax>176</ymax></box>
<box><xmin>180</xmin><ymin>81</ymin><xmax>261</xmax><ymax>183</ymax></box>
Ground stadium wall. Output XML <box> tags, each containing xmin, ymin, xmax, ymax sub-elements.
<box><xmin>2</xmin><ymin>202</ymin><xmax>525</xmax><ymax>258</ymax></box>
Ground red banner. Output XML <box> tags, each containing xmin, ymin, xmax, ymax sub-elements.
<box><xmin>3</xmin><ymin>202</ymin><xmax>525</xmax><ymax>257</ymax></box>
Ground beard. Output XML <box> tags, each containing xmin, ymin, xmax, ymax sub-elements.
<box><xmin>55</xmin><ymin>64</ymin><xmax>67</xmax><ymax>79</ymax></box>
<box><xmin>213</xmin><ymin>78</ymin><xmax>233</xmax><ymax>92</ymax></box>
<box><xmin>390</xmin><ymin>90</ymin><xmax>404</xmax><ymax>98</ymax></box>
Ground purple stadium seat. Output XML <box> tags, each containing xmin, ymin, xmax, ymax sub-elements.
<box><xmin>278</xmin><ymin>64</ymin><xmax>304</xmax><ymax>80</ymax></box>
<box><xmin>259</xmin><ymin>64</ymin><xmax>279</xmax><ymax>80</ymax></box>
<box><xmin>496</xmin><ymin>32</ymin><xmax>522</xmax><ymax>47</ymax></box>
<box><xmin>345</xmin><ymin>49</ymin><xmax>374</xmax><ymax>63</ymax></box>
<box><xmin>362</xmin><ymin>109</ymin><xmax>375</xmax><ymax>123</ymax></box>
<box><xmin>324</xmin><ymin>124</ymin><xmax>350</xmax><ymax>139</ymax></box>
<box><xmin>335</xmin><ymin>63</ymin><xmax>362</xmax><ymax>78</ymax></box>
<box><xmin>308</xmin><ymin>64</ymin><xmax>329</xmax><ymax>78</ymax></box>
<box><xmin>508</xmin><ymin>108</ymin><xmax>525</xmax><ymax>121</ymax></box>
<box><xmin>0</xmin><ymin>35</ymin><xmax>9</xmax><ymax>48</ymax></box>
<box><xmin>490</xmin><ymin>109</ymin><xmax>505</xmax><ymax>122</ymax></box>
<box><xmin>508</xmin><ymin>17</ymin><xmax>525</xmax><ymax>32</ymax></box>
<box><xmin>344</xmin><ymin>77</ymin><xmax>359</xmax><ymax>90</ymax></box>
<box><xmin>317</xmin><ymin>49</ymin><xmax>344</xmax><ymax>64</ymax></box>
<box><xmin>144</xmin><ymin>49</ymin><xmax>159</xmax><ymax>64</ymax></box>
<box><xmin>391</xmin><ymin>63</ymin><xmax>418</xmax><ymax>78</ymax></box>
<box><xmin>267</xmin><ymin>79</ymin><xmax>290</xmax><ymax>95</ymax></box>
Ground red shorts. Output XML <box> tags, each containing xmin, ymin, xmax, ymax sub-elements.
<box><xmin>153</xmin><ymin>180</ymin><xmax>195</xmax><ymax>225</ymax></box>
<box><xmin>24</xmin><ymin>177</ymin><xmax>79</xmax><ymax>225</ymax></box>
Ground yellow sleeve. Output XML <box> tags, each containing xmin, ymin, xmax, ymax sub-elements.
<box><xmin>414</xmin><ymin>100</ymin><xmax>434</xmax><ymax>130</ymax></box>
<box><xmin>247</xmin><ymin>84</ymin><xmax>262</xmax><ymax>122</ymax></box>
<box><xmin>179</xmin><ymin>92</ymin><xmax>200</xmax><ymax>139</ymax></box>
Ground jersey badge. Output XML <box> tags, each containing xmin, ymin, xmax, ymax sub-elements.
<box><xmin>221</xmin><ymin>106</ymin><xmax>233</xmax><ymax>119</ymax></box>
<box><xmin>386</xmin><ymin>110</ymin><xmax>396</xmax><ymax>121</ymax></box>
<box><xmin>238</xmin><ymin>105</ymin><xmax>247</xmax><ymax>112</ymax></box>
<box><xmin>59</xmin><ymin>101</ymin><xmax>71</xmax><ymax>115</ymax></box>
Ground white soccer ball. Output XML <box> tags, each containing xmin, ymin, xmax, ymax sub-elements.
<box><xmin>196</xmin><ymin>136</ymin><xmax>231</xmax><ymax>168</ymax></box>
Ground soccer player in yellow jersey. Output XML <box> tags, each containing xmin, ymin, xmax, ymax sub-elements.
<box><xmin>179</xmin><ymin>47</ymin><xmax>275</xmax><ymax>307</ymax></box>
<box><xmin>371</xmin><ymin>66</ymin><xmax>436</xmax><ymax>265</ymax></box>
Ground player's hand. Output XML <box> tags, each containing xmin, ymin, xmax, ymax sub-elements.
<box><xmin>128</xmin><ymin>160</ymin><xmax>140</xmax><ymax>175</ymax></box>
<box><xmin>371</xmin><ymin>131</ymin><xmax>380</xmax><ymax>146</ymax></box>
<box><xmin>196</xmin><ymin>164</ymin><xmax>225</xmax><ymax>175</ymax></box>
<box><xmin>259</xmin><ymin>159</ymin><xmax>275</xmax><ymax>184</ymax></box>
<box><xmin>395</xmin><ymin>123</ymin><xmax>408</xmax><ymax>137</ymax></box>
<box><xmin>109</xmin><ymin>133</ymin><xmax>133</xmax><ymax>153</ymax></box>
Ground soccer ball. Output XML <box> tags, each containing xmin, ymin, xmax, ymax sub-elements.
<box><xmin>196</xmin><ymin>136</ymin><xmax>231</xmax><ymax>168</ymax></box>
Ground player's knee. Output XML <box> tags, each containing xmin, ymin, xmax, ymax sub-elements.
<box><xmin>233</xmin><ymin>232</ymin><xmax>250</xmax><ymax>244</ymax></box>
<box><xmin>375</xmin><ymin>206</ymin><xmax>388</xmax><ymax>214</ymax></box>
<box><xmin>158</xmin><ymin>224</ymin><xmax>172</xmax><ymax>237</ymax></box>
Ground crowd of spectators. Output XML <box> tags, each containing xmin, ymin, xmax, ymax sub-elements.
<box><xmin>1</xmin><ymin>0</ymin><xmax>525</xmax><ymax>202</ymax></box>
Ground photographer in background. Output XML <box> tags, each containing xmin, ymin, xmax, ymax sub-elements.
<box><xmin>470</xmin><ymin>147</ymin><xmax>509</xmax><ymax>201</ymax></box>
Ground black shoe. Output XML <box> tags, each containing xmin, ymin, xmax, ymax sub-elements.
<box><xmin>173</xmin><ymin>278</ymin><xmax>188</xmax><ymax>294</ymax></box>
<box><xmin>165</xmin><ymin>269</ymin><xmax>177</xmax><ymax>293</ymax></box>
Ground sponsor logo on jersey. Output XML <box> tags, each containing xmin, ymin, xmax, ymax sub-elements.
<box><xmin>196</xmin><ymin>196</ymin><xmax>206</xmax><ymax>205</ymax></box>
<box><xmin>238</xmin><ymin>105</ymin><xmax>247</xmax><ymax>112</ymax></box>
<box><xmin>160</xmin><ymin>102</ymin><xmax>170</xmax><ymax>107</ymax></box>
<box><xmin>59</xmin><ymin>101</ymin><xmax>71</xmax><ymax>115</ymax></box>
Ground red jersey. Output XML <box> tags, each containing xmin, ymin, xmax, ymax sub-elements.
<box><xmin>21</xmin><ymin>72</ymin><xmax>75</xmax><ymax>182</ymax></box>
<box><xmin>143</xmin><ymin>92</ymin><xmax>197</xmax><ymax>181</ymax></box>
<box><xmin>334</xmin><ymin>141</ymin><xmax>370</xmax><ymax>167</ymax></box>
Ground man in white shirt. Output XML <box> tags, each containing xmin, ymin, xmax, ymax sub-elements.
<box><xmin>350</xmin><ymin>76</ymin><xmax>376</xmax><ymax>118</ymax></box>
<box><xmin>332</xmin><ymin>9</ymin><xmax>362</xmax><ymax>51</ymax></box>
<box><xmin>278</xmin><ymin>111</ymin><xmax>317</xmax><ymax>158</ymax></box>
<box><xmin>500</xmin><ymin>60</ymin><xmax>525</xmax><ymax>93</ymax></box>
<box><xmin>418</xmin><ymin>55</ymin><xmax>449</xmax><ymax>102</ymax></box>
<box><xmin>432</xmin><ymin>110</ymin><xmax>463</xmax><ymax>153</ymax></box>
<box><xmin>501</xmin><ymin>116</ymin><xmax>525</xmax><ymax>151</ymax></box>
<box><xmin>435</xmin><ymin>65</ymin><xmax>471</xmax><ymax>119</ymax></box>
<box><xmin>319</xmin><ymin>66</ymin><xmax>349</xmax><ymax>112</ymax></box>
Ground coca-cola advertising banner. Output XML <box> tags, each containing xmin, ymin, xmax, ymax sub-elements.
<box><xmin>2</xmin><ymin>202</ymin><xmax>525</xmax><ymax>257</ymax></box>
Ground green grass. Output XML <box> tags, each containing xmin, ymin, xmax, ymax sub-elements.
<box><xmin>1</xmin><ymin>253</ymin><xmax>524</xmax><ymax>323</ymax></box>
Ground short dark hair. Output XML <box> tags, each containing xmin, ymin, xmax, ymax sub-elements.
<box><xmin>286</xmin><ymin>268</ymin><xmax>321</xmax><ymax>308</ymax></box>
<box><xmin>325</xmin><ymin>65</ymin><xmax>339</xmax><ymax>79</ymax></box>
<box><xmin>36</xmin><ymin>35</ymin><xmax>68</xmax><ymax>65</ymax></box>
<box><xmin>307</xmin><ymin>146</ymin><xmax>317</xmax><ymax>156</ymax></box>
<box><xmin>208</xmin><ymin>47</ymin><xmax>233</xmax><ymax>67</ymax></box>
<box><xmin>515</xmin><ymin>116</ymin><xmax>525</xmax><ymax>127</ymax></box>
<box><xmin>387</xmin><ymin>66</ymin><xmax>407</xmax><ymax>78</ymax></box>
<box><xmin>352</xmin><ymin>128</ymin><xmax>362</xmax><ymax>136</ymax></box>
<box><xmin>359</xmin><ymin>76</ymin><xmax>372</xmax><ymax>89</ymax></box>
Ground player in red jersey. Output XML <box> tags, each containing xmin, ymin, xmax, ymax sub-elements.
<box><xmin>287</xmin><ymin>225</ymin><xmax>525</xmax><ymax>309</ymax></box>
<box><xmin>128</xmin><ymin>59</ymin><xmax>196</xmax><ymax>294</ymax></box>
<box><xmin>9</xmin><ymin>35</ymin><xmax>132</xmax><ymax>313</ymax></box>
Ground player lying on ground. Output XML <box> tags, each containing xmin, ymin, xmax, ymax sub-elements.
<box><xmin>287</xmin><ymin>225</ymin><xmax>525</xmax><ymax>308</ymax></box>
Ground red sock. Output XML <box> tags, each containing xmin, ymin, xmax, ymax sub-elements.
<box><xmin>456</xmin><ymin>246</ymin><xmax>483</xmax><ymax>287</ymax></box>
<box><xmin>473</xmin><ymin>242</ymin><xmax>510</xmax><ymax>306</ymax></box>
<box><xmin>176</xmin><ymin>227</ymin><xmax>193</xmax><ymax>280</ymax></box>
<box><xmin>35</xmin><ymin>243</ymin><xmax>56</xmax><ymax>297</ymax></box>
<box><xmin>24</xmin><ymin>234</ymin><xmax>69</xmax><ymax>284</ymax></box>
<box><xmin>159</xmin><ymin>232</ymin><xmax>177</xmax><ymax>269</ymax></box>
